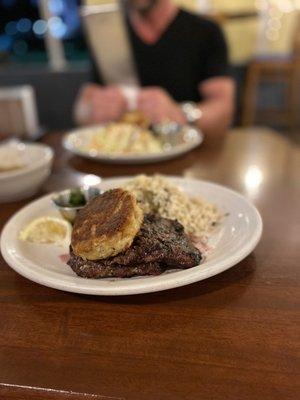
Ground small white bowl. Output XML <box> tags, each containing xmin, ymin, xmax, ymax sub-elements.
<box><xmin>0</xmin><ymin>142</ymin><xmax>53</xmax><ymax>203</ymax></box>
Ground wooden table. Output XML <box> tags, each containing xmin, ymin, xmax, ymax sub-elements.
<box><xmin>0</xmin><ymin>128</ymin><xmax>299</xmax><ymax>400</ymax></box>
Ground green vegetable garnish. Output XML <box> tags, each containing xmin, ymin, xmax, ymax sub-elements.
<box><xmin>68</xmin><ymin>189</ymin><xmax>86</xmax><ymax>207</ymax></box>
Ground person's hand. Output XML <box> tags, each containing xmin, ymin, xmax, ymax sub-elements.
<box><xmin>137</xmin><ymin>87</ymin><xmax>186</xmax><ymax>124</ymax></box>
<box><xmin>74</xmin><ymin>84</ymin><xmax>127</xmax><ymax>125</ymax></box>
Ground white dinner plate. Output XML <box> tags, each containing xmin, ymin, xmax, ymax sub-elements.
<box><xmin>63</xmin><ymin>125</ymin><xmax>203</xmax><ymax>164</ymax></box>
<box><xmin>0</xmin><ymin>177</ymin><xmax>262</xmax><ymax>296</ymax></box>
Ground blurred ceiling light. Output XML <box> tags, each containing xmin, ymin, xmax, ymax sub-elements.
<box><xmin>33</xmin><ymin>19</ymin><xmax>47</xmax><ymax>36</ymax></box>
<box><xmin>17</xmin><ymin>18</ymin><xmax>32</xmax><ymax>33</ymax></box>
<box><xmin>48</xmin><ymin>16</ymin><xmax>67</xmax><ymax>39</ymax></box>
<box><xmin>244</xmin><ymin>165</ymin><xmax>263</xmax><ymax>196</ymax></box>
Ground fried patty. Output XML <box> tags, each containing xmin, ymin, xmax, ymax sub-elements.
<box><xmin>71</xmin><ymin>188</ymin><xmax>143</xmax><ymax>260</ymax></box>
<box><xmin>68</xmin><ymin>214</ymin><xmax>202</xmax><ymax>278</ymax></box>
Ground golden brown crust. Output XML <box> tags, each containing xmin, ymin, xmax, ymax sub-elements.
<box><xmin>71</xmin><ymin>188</ymin><xmax>143</xmax><ymax>260</ymax></box>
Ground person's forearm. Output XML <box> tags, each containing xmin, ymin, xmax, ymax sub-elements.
<box><xmin>195</xmin><ymin>99</ymin><xmax>234</xmax><ymax>138</ymax></box>
<box><xmin>194</xmin><ymin>78</ymin><xmax>235</xmax><ymax>138</ymax></box>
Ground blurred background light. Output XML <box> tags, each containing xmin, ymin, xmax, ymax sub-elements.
<box><xmin>33</xmin><ymin>19</ymin><xmax>47</xmax><ymax>36</ymax></box>
<box><xmin>5</xmin><ymin>21</ymin><xmax>18</xmax><ymax>36</ymax></box>
<box><xmin>17</xmin><ymin>18</ymin><xmax>32</xmax><ymax>33</ymax></box>
<box><xmin>277</xmin><ymin>0</ymin><xmax>295</xmax><ymax>14</ymax></box>
<box><xmin>48</xmin><ymin>16</ymin><xmax>67</xmax><ymax>39</ymax></box>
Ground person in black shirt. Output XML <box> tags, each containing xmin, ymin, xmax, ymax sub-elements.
<box><xmin>75</xmin><ymin>0</ymin><xmax>235</xmax><ymax>137</ymax></box>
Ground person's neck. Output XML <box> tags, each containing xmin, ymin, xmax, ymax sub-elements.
<box><xmin>131</xmin><ymin>0</ymin><xmax>178</xmax><ymax>37</ymax></box>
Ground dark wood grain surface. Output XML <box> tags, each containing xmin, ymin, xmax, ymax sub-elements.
<box><xmin>0</xmin><ymin>128</ymin><xmax>299</xmax><ymax>400</ymax></box>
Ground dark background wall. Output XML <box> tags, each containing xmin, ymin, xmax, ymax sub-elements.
<box><xmin>0</xmin><ymin>64</ymin><xmax>292</xmax><ymax>132</ymax></box>
<box><xmin>0</xmin><ymin>63</ymin><xmax>248</xmax><ymax>131</ymax></box>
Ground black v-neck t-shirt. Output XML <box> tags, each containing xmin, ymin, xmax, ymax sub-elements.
<box><xmin>91</xmin><ymin>9</ymin><xmax>229</xmax><ymax>102</ymax></box>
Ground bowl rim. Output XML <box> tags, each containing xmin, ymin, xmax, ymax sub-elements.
<box><xmin>0</xmin><ymin>143</ymin><xmax>54</xmax><ymax>181</ymax></box>
<box><xmin>52</xmin><ymin>200</ymin><xmax>86</xmax><ymax>211</ymax></box>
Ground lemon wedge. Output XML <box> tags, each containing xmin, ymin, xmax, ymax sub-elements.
<box><xmin>19</xmin><ymin>217</ymin><xmax>72</xmax><ymax>246</ymax></box>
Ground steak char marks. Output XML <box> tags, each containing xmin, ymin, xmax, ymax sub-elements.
<box><xmin>68</xmin><ymin>214</ymin><xmax>202</xmax><ymax>278</ymax></box>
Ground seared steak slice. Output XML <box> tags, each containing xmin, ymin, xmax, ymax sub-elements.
<box><xmin>107</xmin><ymin>213</ymin><xmax>202</xmax><ymax>268</ymax></box>
<box><xmin>68</xmin><ymin>256</ymin><xmax>166</xmax><ymax>278</ymax></box>
<box><xmin>68</xmin><ymin>214</ymin><xmax>202</xmax><ymax>278</ymax></box>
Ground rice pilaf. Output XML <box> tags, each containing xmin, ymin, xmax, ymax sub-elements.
<box><xmin>124</xmin><ymin>175</ymin><xmax>221</xmax><ymax>239</ymax></box>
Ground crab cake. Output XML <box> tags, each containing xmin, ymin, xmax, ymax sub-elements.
<box><xmin>71</xmin><ymin>188</ymin><xmax>143</xmax><ymax>260</ymax></box>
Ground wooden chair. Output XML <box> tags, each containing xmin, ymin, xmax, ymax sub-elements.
<box><xmin>242</xmin><ymin>12</ymin><xmax>300</xmax><ymax>131</ymax></box>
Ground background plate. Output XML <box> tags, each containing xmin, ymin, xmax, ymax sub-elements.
<box><xmin>63</xmin><ymin>125</ymin><xmax>204</xmax><ymax>164</ymax></box>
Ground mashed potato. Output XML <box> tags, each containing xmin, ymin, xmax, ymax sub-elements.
<box><xmin>85</xmin><ymin>123</ymin><xmax>162</xmax><ymax>155</ymax></box>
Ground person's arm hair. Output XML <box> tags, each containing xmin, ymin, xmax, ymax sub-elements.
<box><xmin>195</xmin><ymin>77</ymin><xmax>235</xmax><ymax>137</ymax></box>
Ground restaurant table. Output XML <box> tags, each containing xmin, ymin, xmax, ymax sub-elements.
<box><xmin>0</xmin><ymin>127</ymin><xmax>299</xmax><ymax>400</ymax></box>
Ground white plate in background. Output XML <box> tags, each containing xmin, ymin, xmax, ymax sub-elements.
<box><xmin>63</xmin><ymin>125</ymin><xmax>203</xmax><ymax>164</ymax></box>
